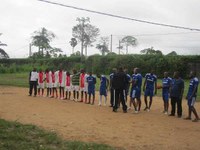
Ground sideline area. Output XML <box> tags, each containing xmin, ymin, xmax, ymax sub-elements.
<box><xmin>0</xmin><ymin>86</ymin><xmax>200</xmax><ymax>150</ymax></box>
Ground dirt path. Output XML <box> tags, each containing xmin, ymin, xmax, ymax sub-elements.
<box><xmin>0</xmin><ymin>86</ymin><xmax>200</xmax><ymax>150</ymax></box>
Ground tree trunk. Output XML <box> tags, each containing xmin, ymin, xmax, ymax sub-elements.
<box><xmin>126</xmin><ymin>45</ymin><xmax>128</xmax><ymax>54</ymax></box>
<box><xmin>81</xmin><ymin>40</ymin><xmax>84</xmax><ymax>57</ymax></box>
<box><xmin>85</xmin><ymin>46</ymin><xmax>87</xmax><ymax>56</ymax></box>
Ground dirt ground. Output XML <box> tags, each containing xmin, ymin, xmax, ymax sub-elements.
<box><xmin>0</xmin><ymin>86</ymin><xmax>200</xmax><ymax>150</ymax></box>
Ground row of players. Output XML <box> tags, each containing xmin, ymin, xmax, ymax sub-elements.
<box><xmin>29</xmin><ymin>67</ymin><xmax>199</xmax><ymax>122</ymax></box>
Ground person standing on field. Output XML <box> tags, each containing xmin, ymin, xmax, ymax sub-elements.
<box><xmin>58</xmin><ymin>68</ymin><xmax>65</xmax><ymax>100</ymax></box>
<box><xmin>143</xmin><ymin>70</ymin><xmax>157</xmax><ymax>112</ymax></box>
<box><xmin>65</xmin><ymin>71</ymin><xmax>72</xmax><ymax>100</ymax></box>
<box><xmin>109</xmin><ymin>68</ymin><xmax>117</xmax><ymax>107</ymax></box>
<box><xmin>112</xmin><ymin>67</ymin><xmax>128</xmax><ymax>113</ymax></box>
<box><xmin>72</xmin><ymin>69</ymin><xmax>80</xmax><ymax>102</ymax></box>
<box><xmin>184</xmin><ymin>71</ymin><xmax>199</xmax><ymax>122</ymax></box>
<box><xmin>38</xmin><ymin>69</ymin><xmax>45</xmax><ymax>97</ymax></box>
<box><xmin>80</xmin><ymin>69</ymin><xmax>86</xmax><ymax>102</ymax></box>
<box><xmin>44</xmin><ymin>69</ymin><xmax>52</xmax><ymax>97</ymax></box>
<box><xmin>87</xmin><ymin>72</ymin><xmax>96</xmax><ymax>105</ymax></box>
<box><xmin>169</xmin><ymin>71</ymin><xmax>184</xmax><ymax>118</ymax></box>
<box><xmin>29</xmin><ymin>68</ymin><xmax>38</xmax><ymax>97</ymax></box>
<box><xmin>51</xmin><ymin>69</ymin><xmax>58</xmax><ymax>98</ymax></box>
<box><xmin>162</xmin><ymin>72</ymin><xmax>172</xmax><ymax>115</ymax></box>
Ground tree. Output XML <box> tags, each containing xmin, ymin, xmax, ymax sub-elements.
<box><xmin>116</xmin><ymin>40</ymin><xmax>123</xmax><ymax>54</ymax></box>
<box><xmin>69</xmin><ymin>38</ymin><xmax>78</xmax><ymax>54</ymax></box>
<box><xmin>96</xmin><ymin>37</ymin><xmax>109</xmax><ymax>56</ymax></box>
<box><xmin>140</xmin><ymin>47</ymin><xmax>163</xmax><ymax>55</ymax></box>
<box><xmin>121</xmin><ymin>36</ymin><xmax>137</xmax><ymax>54</ymax></box>
<box><xmin>31</xmin><ymin>27</ymin><xmax>55</xmax><ymax>57</ymax></box>
<box><xmin>72</xmin><ymin>17</ymin><xmax>100</xmax><ymax>57</ymax></box>
<box><xmin>0</xmin><ymin>33</ymin><xmax>9</xmax><ymax>59</ymax></box>
<box><xmin>167</xmin><ymin>51</ymin><xmax>178</xmax><ymax>56</ymax></box>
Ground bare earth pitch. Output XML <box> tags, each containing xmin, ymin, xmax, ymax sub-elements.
<box><xmin>0</xmin><ymin>86</ymin><xmax>200</xmax><ymax>150</ymax></box>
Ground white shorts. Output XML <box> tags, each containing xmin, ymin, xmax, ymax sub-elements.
<box><xmin>65</xmin><ymin>86</ymin><xmax>72</xmax><ymax>92</ymax></box>
<box><xmin>46</xmin><ymin>83</ymin><xmax>52</xmax><ymax>88</ymax></box>
<box><xmin>38</xmin><ymin>83</ymin><xmax>44</xmax><ymax>89</ymax></box>
<box><xmin>52</xmin><ymin>83</ymin><xmax>58</xmax><ymax>88</ymax></box>
<box><xmin>80</xmin><ymin>87</ymin><xmax>85</xmax><ymax>91</ymax></box>
<box><xmin>72</xmin><ymin>85</ymin><xmax>79</xmax><ymax>91</ymax></box>
<box><xmin>84</xmin><ymin>86</ymin><xmax>88</xmax><ymax>92</ymax></box>
<box><xmin>58</xmin><ymin>83</ymin><xmax>65</xmax><ymax>87</ymax></box>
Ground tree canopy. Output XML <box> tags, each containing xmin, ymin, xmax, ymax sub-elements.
<box><xmin>121</xmin><ymin>36</ymin><xmax>137</xmax><ymax>54</ymax></box>
<box><xmin>72</xmin><ymin>17</ymin><xmax>100</xmax><ymax>56</ymax></box>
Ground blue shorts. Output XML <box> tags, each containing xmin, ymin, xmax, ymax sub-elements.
<box><xmin>162</xmin><ymin>92</ymin><xmax>169</xmax><ymax>102</ymax></box>
<box><xmin>144</xmin><ymin>89</ymin><xmax>154</xmax><ymax>97</ymax></box>
<box><xmin>187</xmin><ymin>97</ymin><xmax>196</xmax><ymax>107</ymax></box>
<box><xmin>100</xmin><ymin>88</ymin><xmax>107</xmax><ymax>96</ymax></box>
<box><xmin>130</xmin><ymin>88</ymin><xmax>141</xmax><ymax>99</ymax></box>
<box><xmin>88</xmin><ymin>88</ymin><xmax>95</xmax><ymax>95</ymax></box>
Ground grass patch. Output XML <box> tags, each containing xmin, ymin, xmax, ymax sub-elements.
<box><xmin>0</xmin><ymin>119</ymin><xmax>115</xmax><ymax>150</ymax></box>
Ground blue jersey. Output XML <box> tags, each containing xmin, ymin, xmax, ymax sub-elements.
<box><xmin>87</xmin><ymin>75</ymin><xmax>96</xmax><ymax>89</ymax></box>
<box><xmin>100</xmin><ymin>75</ymin><xmax>107</xmax><ymax>90</ymax></box>
<box><xmin>145</xmin><ymin>73</ymin><xmax>157</xmax><ymax>90</ymax></box>
<box><xmin>187</xmin><ymin>77</ymin><xmax>199</xmax><ymax>98</ymax></box>
<box><xmin>135</xmin><ymin>73</ymin><xmax>142</xmax><ymax>89</ymax></box>
<box><xmin>131</xmin><ymin>74</ymin><xmax>136</xmax><ymax>88</ymax></box>
<box><xmin>162</xmin><ymin>77</ymin><xmax>172</xmax><ymax>93</ymax></box>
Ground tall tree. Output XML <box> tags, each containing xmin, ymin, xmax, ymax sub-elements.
<box><xmin>69</xmin><ymin>38</ymin><xmax>77</xmax><ymax>54</ymax></box>
<box><xmin>0</xmin><ymin>33</ymin><xmax>9</xmax><ymax>59</ymax></box>
<box><xmin>121</xmin><ymin>36</ymin><xmax>137</xmax><ymax>54</ymax></box>
<box><xmin>72</xmin><ymin>17</ymin><xmax>100</xmax><ymax>56</ymax></box>
<box><xmin>140</xmin><ymin>47</ymin><xmax>163</xmax><ymax>55</ymax></box>
<box><xmin>96</xmin><ymin>37</ymin><xmax>109</xmax><ymax>56</ymax></box>
<box><xmin>31</xmin><ymin>27</ymin><xmax>55</xmax><ymax>57</ymax></box>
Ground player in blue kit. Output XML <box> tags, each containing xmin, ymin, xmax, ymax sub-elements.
<box><xmin>87</xmin><ymin>72</ymin><xmax>96</xmax><ymax>105</ymax></box>
<box><xmin>130</xmin><ymin>68</ymin><xmax>142</xmax><ymax>113</ymax></box>
<box><xmin>162</xmin><ymin>72</ymin><xmax>172</xmax><ymax>115</ymax></box>
<box><xmin>184</xmin><ymin>71</ymin><xmax>199</xmax><ymax>122</ymax></box>
<box><xmin>143</xmin><ymin>70</ymin><xmax>157</xmax><ymax>111</ymax></box>
<box><xmin>97</xmin><ymin>74</ymin><xmax>109</xmax><ymax>106</ymax></box>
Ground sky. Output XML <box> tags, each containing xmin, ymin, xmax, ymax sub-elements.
<box><xmin>0</xmin><ymin>0</ymin><xmax>200</xmax><ymax>58</ymax></box>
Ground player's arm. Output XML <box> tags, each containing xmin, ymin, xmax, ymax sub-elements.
<box><xmin>154</xmin><ymin>79</ymin><xmax>157</xmax><ymax>95</ymax></box>
<box><xmin>143</xmin><ymin>78</ymin><xmax>147</xmax><ymax>92</ymax></box>
<box><xmin>180</xmin><ymin>80</ymin><xmax>184</xmax><ymax>100</ymax></box>
<box><xmin>106</xmin><ymin>78</ymin><xmax>109</xmax><ymax>90</ymax></box>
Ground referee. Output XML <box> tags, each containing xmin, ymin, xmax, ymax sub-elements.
<box><xmin>112</xmin><ymin>67</ymin><xmax>128</xmax><ymax>113</ymax></box>
<box><xmin>29</xmin><ymin>68</ymin><xmax>38</xmax><ymax>97</ymax></box>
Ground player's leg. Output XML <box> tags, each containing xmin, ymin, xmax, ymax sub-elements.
<box><xmin>144</xmin><ymin>89</ymin><xmax>149</xmax><ymax>110</ymax></box>
<box><xmin>29</xmin><ymin>81</ymin><xmax>33</xmax><ymax>96</ymax></box>
<box><xmin>113</xmin><ymin>89</ymin><xmax>119</xmax><ymax>112</ymax></box>
<box><xmin>169</xmin><ymin>97</ymin><xmax>176</xmax><ymax>116</ymax></box>
<box><xmin>99</xmin><ymin>95</ymin><xmax>102</xmax><ymax>106</ymax></box>
<box><xmin>33</xmin><ymin>81</ymin><xmax>37</xmax><ymax>96</ymax></box>
<box><xmin>120</xmin><ymin>89</ymin><xmax>127</xmax><ymax>113</ymax></box>
<box><xmin>177</xmin><ymin>98</ymin><xmax>182</xmax><ymax>118</ymax></box>
<box><xmin>110</xmin><ymin>88</ymin><xmax>114</xmax><ymax>107</ymax></box>
<box><xmin>148</xmin><ymin>90</ymin><xmax>154</xmax><ymax>111</ymax></box>
<box><xmin>190</xmin><ymin>97</ymin><xmax>199</xmax><ymax>122</ymax></box>
<box><xmin>84</xmin><ymin>91</ymin><xmax>87</xmax><ymax>103</ymax></box>
<box><xmin>81</xmin><ymin>90</ymin><xmax>84</xmax><ymax>101</ymax></box>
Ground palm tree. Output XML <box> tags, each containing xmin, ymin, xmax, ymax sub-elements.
<box><xmin>96</xmin><ymin>37</ymin><xmax>109</xmax><ymax>56</ymax></box>
<box><xmin>0</xmin><ymin>33</ymin><xmax>9</xmax><ymax>59</ymax></box>
<box><xmin>69</xmin><ymin>38</ymin><xmax>77</xmax><ymax>54</ymax></box>
<box><xmin>121</xmin><ymin>36</ymin><xmax>137</xmax><ymax>54</ymax></box>
<box><xmin>31</xmin><ymin>27</ymin><xmax>55</xmax><ymax>57</ymax></box>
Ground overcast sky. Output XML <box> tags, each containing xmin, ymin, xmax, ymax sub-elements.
<box><xmin>0</xmin><ymin>0</ymin><xmax>200</xmax><ymax>58</ymax></box>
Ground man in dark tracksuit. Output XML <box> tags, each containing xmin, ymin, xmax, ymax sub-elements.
<box><xmin>169</xmin><ymin>71</ymin><xmax>184</xmax><ymax>118</ymax></box>
<box><xmin>109</xmin><ymin>68</ymin><xmax>117</xmax><ymax>107</ymax></box>
<box><xmin>112</xmin><ymin>67</ymin><xmax>128</xmax><ymax>113</ymax></box>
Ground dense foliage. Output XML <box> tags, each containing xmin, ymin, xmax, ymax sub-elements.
<box><xmin>0</xmin><ymin>55</ymin><xmax>199</xmax><ymax>78</ymax></box>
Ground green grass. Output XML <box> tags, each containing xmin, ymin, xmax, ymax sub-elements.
<box><xmin>0</xmin><ymin>119</ymin><xmax>115</xmax><ymax>150</ymax></box>
<box><xmin>0</xmin><ymin>73</ymin><xmax>199</xmax><ymax>100</ymax></box>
